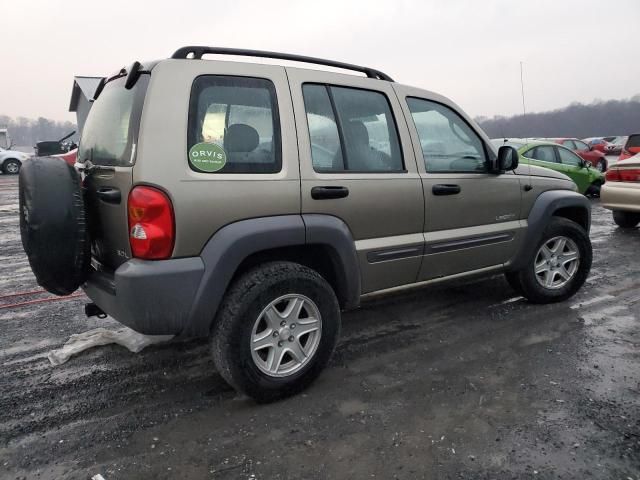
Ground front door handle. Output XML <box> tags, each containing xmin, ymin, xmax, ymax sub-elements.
<box><xmin>311</xmin><ymin>186</ymin><xmax>350</xmax><ymax>200</ymax></box>
<box><xmin>432</xmin><ymin>184</ymin><xmax>461</xmax><ymax>196</ymax></box>
<box><xmin>96</xmin><ymin>187</ymin><xmax>121</xmax><ymax>204</ymax></box>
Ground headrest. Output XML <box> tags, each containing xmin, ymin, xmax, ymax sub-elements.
<box><xmin>224</xmin><ymin>124</ymin><xmax>259</xmax><ymax>153</ymax></box>
<box><xmin>345</xmin><ymin>121</ymin><xmax>369</xmax><ymax>147</ymax></box>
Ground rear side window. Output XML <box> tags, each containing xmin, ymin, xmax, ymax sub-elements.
<box><xmin>187</xmin><ymin>76</ymin><xmax>281</xmax><ymax>173</ymax></box>
<box><xmin>406</xmin><ymin>98</ymin><xmax>487</xmax><ymax>173</ymax></box>
<box><xmin>79</xmin><ymin>75</ymin><xmax>148</xmax><ymax>166</ymax></box>
<box><xmin>302</xmin><ymin>84</ymin><xmax>403</xmax><ymax>173</ymax></box>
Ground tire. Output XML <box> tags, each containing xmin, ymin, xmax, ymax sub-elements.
<box><xmin>508</xmin><ymin>217</ymin><xmax>592</xmax><ymax>304</ymax></box>
<box><xmin>596</xmin><ymin>159</ymin><xmax>607</xmax><ymax>173</ymax></box>
<box><xmin>585</xmin><ymin>182</ymin><xmax>601</xmax><ymax>197</ymax></box>
<box><xmin>613</xmin><ymin>210</ymin><xmax>640</xmax><ymax>229</ymax></box>
<box><xmin>2</xmin><ymin>158</ymin><xmax>21</xmax><ymax>175</ymax></box>
<box><xmin>212</xmin><ymin>261</ymin><xmax>341</xmax><ymax>403</ymax></box>
<box><xmin>19</xmin><ymin>157</ymin><xmax>90</xmax><ymax>295</ymax></box>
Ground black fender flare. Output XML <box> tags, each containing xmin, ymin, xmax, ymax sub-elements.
<box><xmin>509</xmin><ymin>190</ymin><xmax>591</xmax><ymax>271</ymax></box>
<box><xmin>185</xmin><ymin>214</ymin><xmax>360</xmax><ymax>336</ymax></box>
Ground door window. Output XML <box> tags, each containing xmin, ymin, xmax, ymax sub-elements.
<box><xmin>525</xmin><ymin>146</ymin><xmax>557</xmax><ymax>163</ymax></box>
<box><xmin>557</xmin><ymin>147</ymin><xmax>583</xmax><ymax>166</ymax></box>
<box><xmin>573</xmin><ymin>140</ymin><xmax>589</xmax><ymax>151</ymax></box>
<box><xmin>406</xmin><ymin>98</ymin><xmax>487</xmax><ymax>173</ymax></box>
<box><xmin>187</xmin><ymin>76</ymin><xmax>281</xmax><ymax>173</ymax></box>
<box><xmin>562</xmin><ymin>140</ymin><xmax>576</xmax><ymax>149</ymax></box>
<box><xmin>302</xmin><ymin>84</ymin><xmax>403</xmax><ymax>173</ymax></box>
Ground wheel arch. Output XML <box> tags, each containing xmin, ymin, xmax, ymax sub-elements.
<box><xmin>508</xmin><ymin>190</ymin><xmax>591</xmax><ymax>271</ymax></box>
<box><xmin>184</xmin><ymin>214</ymin><xmax>360</xmax><ymax>336</ymax></box>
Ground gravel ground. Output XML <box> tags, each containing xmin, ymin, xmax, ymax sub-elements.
<box><xmin>0</xmin><ymin>173</ymin><xmax>638</xmax><ymax>480</ymax></box>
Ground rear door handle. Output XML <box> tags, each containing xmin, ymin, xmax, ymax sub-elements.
<box><xmin>311</xmin><ymin>186</ymin><xmax>349</xmax><ymax>200</ymax></box>
<box><xmin>96</xmin><ymin>187</ymin><xmax>121</xmax><ymax>204</ymax></box>
<box><xmin>432</xmin><ymin>184</ymin><xmax>461</xmax><ymax>196</ymax></box>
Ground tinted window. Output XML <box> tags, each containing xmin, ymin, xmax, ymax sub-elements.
<box><xmin>557</xmin><ymin>147</ymin><xmax>582</xmax><ymax>166</ymax></box>
<box><xmin>406</xmin><ymin>98</ymin><xmax>486</xmax><ymax>173</ymax></box>
<box><xmin>525</xmin><ymin>146</ymin><xmax>556</xmax><ymax>163</ymax></box>
<box><xmin>188</xmin><ymin>76</ymin><xmax>281</xmax><ymax>173</ymax></box>
<box><xmin>79</xmin><ymin>76</ymin><xmax>148</xmax><ymax>166</ymax></box>
<box><xmin>627</xmin><ymin>134</ymin><xmax>640</xmax><ymax>148</ymax></box>
<box><xmin>302</xmin><ymin>84</ymin><xmax>403</xmax><ymax>172</ymax></box>
<box><xmin>574</xmin><ymin>140</ymin><xmax>589</xmax><ymax>151</ymax></box>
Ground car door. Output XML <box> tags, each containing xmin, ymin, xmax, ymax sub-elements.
<box><xmin>555</xmin><ymin>145</ymin><xmax>590</xmax><ymax>193</ymax></box>
<box><xmin>287</xmin><ymin>68</ymin><xmax>424</xmax><ymax>294</ymax></box>
<box><xmin>573</xmin><ymin>139</ymin><xmax>599</xmax><ymax>164</ymax></box>
<box><xmin>394</xmin><ymin>86</ymin><xmax>524</xmax><ymax>280</ymax></box>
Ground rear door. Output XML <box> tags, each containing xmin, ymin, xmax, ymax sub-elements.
<box><xmin>395</xmin><ymin>86</ymin><xmax>524</xmax><ymax>280</ymax></box>
<box><xmin>287</xmin><ymin>68</ymin><xmax>424</xmax><ymax>294</ymax></box>
<box><xmin>80</xmin><ymin>75</ymin><xmax>148</xmax><ymax>270</ymax></box>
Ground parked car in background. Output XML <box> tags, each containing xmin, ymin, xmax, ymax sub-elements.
<box><xmin>619</xmin><ymin>134</ymin><xmax>640</xmax><ymax>161</ymax></box>
<box><xmin>548</xmin><ymin>138</ymin><xmax>608</xmax><ymax>172</ymax></box>
<box><xmin>492</xmin><ymin>139</ymin><xmax>604</xmax><ymax>196</ymax></box>
<box><xmin>583</xmin><ymin>137</ymin><xmax>610</xmax><ymax>153</ymax></box>
<box><xmin>602</xmin><ymin>136</ymin><xmax>627</xmax><ymax>155</ymax></box>
<box><xmin>0</xmin><ymin>147</ymin><xmax>30</xmax><ymax>174</ymax></box>
<box><xmin>602</xmin><ymin>153</ymin><xmax>640</xmax><ymax>228</ymax></box>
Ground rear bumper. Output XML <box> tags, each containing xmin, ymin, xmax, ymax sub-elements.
<box><xmin>83</xmin><ymin>257</ymin><xmax>205</xmax><ymax>336</ymax></box>
<box><xmin>601</xmin><ymin>182</ymin><xmax>640</xmax><ymax>212</ymax></box>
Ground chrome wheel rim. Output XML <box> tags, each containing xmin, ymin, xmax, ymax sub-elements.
<box><xmin>250</xmin><ymin>294</ymin><xmax>322</xmax><ymax>378</ymax></box>
<box><xmin>6</xmin><ymin>162</ymin><xmax>19</xmax><ymax>174</ymax></box>
<box><xmin>534</xmin><ymin>236</ymin><xmax>580</xmax><ymax>290</ymax></box>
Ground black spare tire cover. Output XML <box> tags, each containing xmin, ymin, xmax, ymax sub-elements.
<box><xmin>19</xmin><ymin>157</ymin><xmax>90</xmax><ymax>295</ymax></box>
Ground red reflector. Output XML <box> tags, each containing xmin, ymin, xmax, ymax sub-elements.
<box><xmin>127</xmin><ymin>186</ymin><xmax>175</xmax><ymax>259</ymax></box>
<box><xmin>605</xmin><ymin>168</ymin><xmax>640</xmax><ymax>183</ymax></box>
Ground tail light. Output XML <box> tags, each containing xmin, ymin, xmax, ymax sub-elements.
<box><xmin>605</xmin><ymin>168</ymin><xmax>640</xmax><ymax>183</ymax></box>
<box><xmin>127</xmin><ymin>186</ymin><xmax>175</xmax><ymax>259</ymax></box>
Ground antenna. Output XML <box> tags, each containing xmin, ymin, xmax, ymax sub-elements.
<box><xmin>520</xmin><ymin>61</ymin><xmax>533</xmax><ymax>192</ymax></box>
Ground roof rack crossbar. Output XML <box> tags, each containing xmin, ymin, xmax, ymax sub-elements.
<box><xmin>170</xmin><ymin>46</ymin><xmax>394</xmax><ymax>82</ymax></box>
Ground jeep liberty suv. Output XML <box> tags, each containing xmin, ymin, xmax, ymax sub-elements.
<box><xmin>19</xmin><ymin>47</ymin><xmax>592</xmax><ymax>402</ymax></box>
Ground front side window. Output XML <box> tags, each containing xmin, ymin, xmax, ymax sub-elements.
<box><xmin>525</xmin><ymin>146</ymin><xmax>557</xmax><ymax>163</ymax></box>
<box><xmin>406</xmin><ymin>98</ymin><xmax>486</xmax><ymax>173</ymax></box>
<box><xmin>557</xmin><ymin>147</ymin><xmax>582</xmax><ymax>166</ymax></box>
<box><xmin>302</xmin><ymin>84</ymin><xmax>403</xmax><ymax>173</ymax></box>
<box><xmin>562</xmin><ymin>140</ymin><xmax>576</xmax><ymax>149</ymax></box>
<box><xmin>187</xmin><ymin>76</ymin><xmax>281</xmax><ymax>173</ymax></box>
<box><xmin>573</xmin><ymin>140</ymin><xmax>589</xmax><ymax>151</ymax></box>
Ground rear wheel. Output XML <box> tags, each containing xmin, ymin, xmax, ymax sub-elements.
<box><xmin>612</xmin><ymin>210</ymin><xmax>640</xmax><ymax>229</ymax></box>
<box><xmin>505</xmin><ymin>217</ymin><xmax>591</xmax><ymax>304</ymax></box>
<box><xmin>212</xmin><ymin>261</ymin><xmax>341</xmax><ymax>403</ymax></box>
<box><xmin>2</xmin><ymin>159</ymin><xmax>20</xmax><ymax>175</ymax></box>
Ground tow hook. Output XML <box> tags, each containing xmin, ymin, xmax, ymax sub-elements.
<box><xmin>85</xmin><ymin>302</ymin><xmax>107</xmax><ymax>319</ymax></box>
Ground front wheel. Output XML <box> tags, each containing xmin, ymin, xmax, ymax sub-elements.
<box><xmin>211</xmin><ymin>261</ymin><xmax>341</xmax><ymax>403</ymax></box>
<box><xmin>505</xmin><ymin>217</ymin><xmax>592</xmax><ymax>304</ymax></box>
<box><xmin>613</xmin><ymin>210</ymin><xmax>640</xmax><ymax>228</ymax></box>
<box><xmin>596</xmin><ymin>159</ymin><xmax>607</xmax><ymax>173</ymax></box>
<box><xmin>2</xmin><ymin>159</ymin><xmax>21</xmax><ymax>175</ymax></box>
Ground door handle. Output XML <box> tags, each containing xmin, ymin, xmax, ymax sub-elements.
<box><xmin>96</xmin><ymin>187</ymin><xmax>121</xmax><ymax>204</ymax></box>
<box><xmin>432</xmin><ymin>184</ymin><xmax>461</xmax><ymax>196</ymax></box>
<box><xmin>311</xmin><ymin>186</ymin><xmax>350</xmax><ymax>200</ymax></box>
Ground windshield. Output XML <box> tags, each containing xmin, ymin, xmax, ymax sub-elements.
<box><xmin>79</xmin><ymin>75</ymin><xmax>148</xmax><ymax>166</ymax></box>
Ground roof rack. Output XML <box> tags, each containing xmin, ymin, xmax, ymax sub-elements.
<box><xmin>170</xmin><ymin>46</ymin><xmax>394</xmax><ymax>82</ymax></box>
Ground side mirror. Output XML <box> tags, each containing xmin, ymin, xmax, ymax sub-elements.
<box><xmin>496</xmin><ymin>146</ymin><xmax>519</xmax><ymax>172</ymax></box>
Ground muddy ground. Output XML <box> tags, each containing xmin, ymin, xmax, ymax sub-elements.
<box><xmin>0</xmin><ymin>173</ymin><xmax>638</xmax><ymax>480</ymax></box>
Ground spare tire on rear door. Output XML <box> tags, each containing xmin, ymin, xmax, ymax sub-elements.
<box><xmin>19</xmin><ymin>157</ymin><xmax>90</xmax><ymax>295</ymax></box>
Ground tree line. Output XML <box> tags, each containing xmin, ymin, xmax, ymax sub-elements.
<box><xmin>0</xmin><ymin>115</ymin><xmax>78</xmax><ymax>149</ymax></box>
<box><xmin>476</xmin><ymin>95</ymin><xmax>640</xmax><ymax>140</ymax></box>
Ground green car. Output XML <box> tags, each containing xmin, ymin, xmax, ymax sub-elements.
<box><xmin>492</xmin><ymin>139</ymin><xmax>605</xmax><ymax>196</ymax></box>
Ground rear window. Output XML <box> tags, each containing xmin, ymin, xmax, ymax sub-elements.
<box><xmin>626</xmin><ymin>135</ymin><xmax>640</xmax><ymax>148</ymax></box>
<box><xmin>79</xmin><ymin>75</ymin><xmax>148</xmax><ymax>167</ymax></box>
<box><xmin>187</xmin><ymin>76</ymin><xmax>281</xmax><ymax>174</ymax></box>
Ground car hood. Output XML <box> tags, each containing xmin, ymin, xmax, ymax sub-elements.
<box><xmin>514</xmin><ymin>164</ymin><xmax>572</xmax><ymax>181</ymax></box>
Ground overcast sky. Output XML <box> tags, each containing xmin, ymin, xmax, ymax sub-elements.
<box><xmin>1</xmin><ymin>0</ymin><xmax>638</xmax><ymax>122</ymax></box>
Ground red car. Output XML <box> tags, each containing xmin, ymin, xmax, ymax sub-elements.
<box><xmin>53</xmin><ymin>148</ymin><xmax>77</xmax><ymax>166</ymax></box>
<box><xmin>583</xmin><ymin>137</ymin><xmax>610</xmax><ymax>153</ymax></box>
<box><xmin>548</xmin><ymin>138</ymin><xmax>608</xmax><ymax>172</ymax></box>
<box><xmin>619</xmin><ymin>134</ymin><xmax>640</xmax><ymax>161</ymax></box>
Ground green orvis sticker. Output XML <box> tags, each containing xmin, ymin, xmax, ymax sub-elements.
<box><xmin>188</xmin><ymin>142</ymin><xmax>227</xmax><ymax>172</ymax></box>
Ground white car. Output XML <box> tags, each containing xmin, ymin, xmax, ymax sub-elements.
<box><xmin>0</xmin><ymin>147</ymin><xmax>31</xmax><ymax>174</ymax></box>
